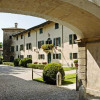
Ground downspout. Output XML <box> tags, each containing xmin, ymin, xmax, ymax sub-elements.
<box><xmin>62</xmin><ymin>25</ymin><xmax>64</xmax><ymax>65</ymax></box>
<box><xmin>24</xmin><ymin>34</ymin><xmax>25</xmax><ymax>57</ymax></box>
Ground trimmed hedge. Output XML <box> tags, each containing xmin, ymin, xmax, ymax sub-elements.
<box><xmin>19</xmin><ymin>57</ymin><xmax>32</xmax><ymax>67</ymax></box>
<box><xmin>14</xmin><ymin>58</ymin><xmax>21</xmax><ymax>66</ymax></box>
<box><xmin>3</xmin><ymin>62</ymin><xmax>14</xmax><ymax>66</ymax></box>
<box><xmin>27</xmin><ymin>64</ymin><xmax>45</xmax><ymax>70</ymax></box>
<box><xmin>43</xmin><ymin>63</ymin><xmax>65</xmax><ymax>85</ymax></box>
<box><xmin>0</xmin><ymin>60</ymin><xmax>2</xmax><ymax>64</ymax></box>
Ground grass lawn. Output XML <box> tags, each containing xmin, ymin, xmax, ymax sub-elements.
<box><xmin>33</xmin><ymin>73</ymin><xmax>76</xmax><ymax>85</ymax></box>
<box><xmin>63</xmin><ymin>67</ymin><xmax>76</xmax><ymax>71</ymax></box>
<box><xmin>62</xmin><ymin>73</ymin><xmax>76</xmax><ymax>85</ymax></box>
<box><xmin>33</xmin><ymin>78</ymin><xmax>44</xmax><ymax>83</ymax></box>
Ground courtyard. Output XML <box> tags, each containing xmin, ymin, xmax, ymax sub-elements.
<box><xmin>0</xmin><ymin>65</ymin><xmax>79</xmax><ymax>100</ymax></box>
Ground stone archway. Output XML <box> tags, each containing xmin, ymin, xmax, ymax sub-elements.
<box><xmin>0</xmin><ymin>0</ymin><xmax>100</xmax><ymax>99</ymax></box>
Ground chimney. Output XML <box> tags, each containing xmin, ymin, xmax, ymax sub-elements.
<box><xmin>15</xmin><ymin>23</ymin><xmax>18</xmax><ymax>28</ymax></box>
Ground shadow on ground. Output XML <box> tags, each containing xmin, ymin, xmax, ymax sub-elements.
<box><xmin>0</xmin><ymin>75</ymin><xmax>79</xmax><ymax>100</ymax></box>
<box><xmin>0</xmin><ymin>65</ymin><xmax>29</xmax><ymax>75</ymax></box>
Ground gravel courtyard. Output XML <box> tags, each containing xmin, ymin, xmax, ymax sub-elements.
<box><xmin>0</xmin><ymin>65</ymin><xmax>79</xmax><ymax>100</ymax></box>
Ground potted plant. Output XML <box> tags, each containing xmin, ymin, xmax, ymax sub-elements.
<box><xmin>41</xmin><ymin>44</ymin><xmax>54</xmax><ymax>53</ymax></box>
<box><xmin>74</xmin><ymin>60</ymin><xmax>78</xmax><ymax>68</ymax></box>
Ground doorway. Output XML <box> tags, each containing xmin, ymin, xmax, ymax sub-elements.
<box><xmin>48</xmin><ymin>53</ymin><xmax>51</xmax><ymax>63</ymax></box>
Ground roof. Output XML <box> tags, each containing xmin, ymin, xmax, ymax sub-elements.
<box><xmin>13</xmin><ymin>21</ymin><xmax>52</xmax><ymax>36</ymax></box>
<box><xmin>2</xmin><ymin>27</ymin><xmax>25</xmax><ymax>30</ymax></box>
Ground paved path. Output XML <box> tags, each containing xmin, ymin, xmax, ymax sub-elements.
<box><xmin>0</xmin><ymin>65</ymin><xmax>79</xmax><ymax>100</ymax></box>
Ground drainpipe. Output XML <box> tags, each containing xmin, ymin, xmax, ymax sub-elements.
<box><xmin>62</xmin><ymin>25</ymin><xmax>64</xmax><ymax>65</ymax></box>
<box><xmin>24</xmin><ymin>35</ymin><xmax>25</xmax><ymax>57</ymax></box>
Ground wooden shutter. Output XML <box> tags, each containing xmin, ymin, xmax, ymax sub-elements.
<box><xmin>53</xmin><ymin>54</ymin><xmax>55</xmax><ymax>59</ymax></box>
<box><xmin>58</xmin><ymin>37</ymin><xmax>61</xmax><ymax>46</ymax></box>
<box><xmin>70</xmin><ymin>53</ymin><xmax>72</xmax><ymax>59</ymax></box>
<box><xmin>53</xmin><ymin>38</ymin><xmax>55</xmax><ymax>46</ymax></box>
<box><xmin>59</xmin><ymin>53</ymin><xmax>61</xmax><ymax>59</ymax></box>
<box><xmin>38</xmin><ymin>54</ymin><xmax>40</xmax><ymax>59</ymax></box>
<box><xmin>69</xmin><ymin>34</ymin><xmax>72</xmax><ymax>44</ymax></box>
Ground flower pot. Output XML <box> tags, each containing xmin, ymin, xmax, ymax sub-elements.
<box><xmin>74</xmin><ymin>63</ymin><xmax>78</xmax><ymax>68</ymax></box>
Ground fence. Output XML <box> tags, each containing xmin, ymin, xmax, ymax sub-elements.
<box><xmin>31</xmin><ymin>68</ymin><xmax>79</xmax><ymax>88</ymax></box>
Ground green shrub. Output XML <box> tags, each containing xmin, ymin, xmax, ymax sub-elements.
<box><xmin>14</xmin><ymin>58</ymin><xmax>21</xmax><ymax>66</ymax></box>
<box><xmin>3</xmin><ymin>62</ymin><xmax>14</xmax><ymax>66</ymax></box>
<box><xmin>19</xmin><ymin>58</ymin><xmax>32</xmax><ymax>67</ymax></box>
<box><xmin>74</xmin><ymin>60</ymin><xmax>78</xmax><ymax>64</ymax></box>
<box><xmin>0</xmin><ymin>56</ymin><xmax>3</xmax><ymax>60</ymax></box>
<box><xmin>0</xmin><ymin>60</ymin><xmax>2</xmax><ymax>64</ymax></box>
<box><xmin>27</xmin><ymin>64</ymin><xmax>45</xmax><ymax>69</ymax></box>
<box><xmin>43</xmin><ymin>63</ymin><xmax>65</xmax><ymax>85</ymax></box>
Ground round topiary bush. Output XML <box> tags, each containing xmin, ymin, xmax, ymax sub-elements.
<box><xmin>14</xmin><ymin>58</ymin><xmax>21</xmax><ymax>66</ymax></box>
<box><xmin>19</xmin><ymin>58</ymin><xmax>32</xmax><ymax>67</ymax></box>
<box><xmin>43</xmin><ymin>63</ymin><xmax>65</xmax><ymax>84</ymax></box>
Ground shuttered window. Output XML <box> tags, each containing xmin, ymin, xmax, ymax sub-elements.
<box><xmin>20</xmin><ymin>45</ymin><xmax>24</xmax><ymax>51</ymax></box>
<box><xmin>27</xmin><ymin>55</ymin><xmax>32</xmax><ymax>59</ymax></box>
<box><xmin>53</xmin><ymin>37</ymin><xmax>61</xmax><ymax>47</ymax></box>
<box><xmin>16</xmin><ymin>45</ymin><xmax>18</xmax><ymax>51</ymax></box>
<box><xmin>58</xmin><ymin>53</ymin><xmax>61</xmax><ymax>59</ymax></box>
<box><xmin>38</xmin><ymin>40</ymin><xmax>44</xmax><ymax>49</ymax></box>
<box><xmin>38</xmin><ymin>54</ymin><xmax>45</xmax><ymax>59</ymax></box>
<box><xmin>53</xmin><ymin>53</ymin><xmax>61</xmax><ymax>59</ymax></box>
<box><xmin>10</xmin><ymin>46</ymin><xmax>14</xmax><ymax>52</ymax></box>
<box><xmin>21</xmin><ymin>35</ymin><xmax>23</xmax><ymax>39</ymax></box>
<box><xmin>69</xmin><ymin>34</ymin><xmax>77</xmax><ymax>44</ymax></box>
<box><xmin>26</xmin><ymin>43</ymin><xmax>32</xmax><ymax>50</ymax></box>
<box><xmin>69</xmin><ymin>34</ymin><xmax>72</xmax><ymax>44</ymax></box>
<box><xmin>28</xmin><ymin>32</ymin><xmax>31</xmax><ymax>37</ymax></box>
<box><xmin>70</xmin><ymin>53</ymin><xmax>72</xmax><ymax>59</ymax></box>
<box><xmin>53</xmin><ymin>54</ymin><xmax>55</xmax><ymax>59</ymax></box>
<box><xmin>40</xmin><ymin>28</ymin><xmax>43</xmax><ymax>34</ymax></box>
<box><xmin>29</xmin><ymin>43</ymin><xmax>32</xmax><ymax>49</ymax></box>
<box><xmin>73</xmin><ymin>53</ymin><xmax>77</xmax><ymax>59</ymax></box>
<box><xmin>55</xmin><ymin>23</ymin><xmax>59</xmax><ymax>29</ymax></box>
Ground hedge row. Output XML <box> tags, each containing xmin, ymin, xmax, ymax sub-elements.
<box><xmin>19</xmin><ymin>58</ymin><xmax>32</xmax><ymax>67</ymax></box>
<box><xmin>27</xmin><ymin>64</ymin><xmax>45</xmax><ymax>69</ymax></box>
<box><xmin>3</xmin><ymin>62</ymin><xmax>14</xmax><ymax>66</ymax></box>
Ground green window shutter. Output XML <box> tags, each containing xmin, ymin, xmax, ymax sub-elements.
<box><xmin>38</xmin><ymin>42</ymin><xmax>40</xmax><ymax>49</ymax></box>
<box><xmin>53</xmin><ymin>38</ymin><xmax>55</xmax><ymax>46</ymax></box>
<box><xmin>53</xmin><ymin>54</ymin><xmax>55</xmax><ymax>59</ymax></box>
<box><xmin>59</xmin><ymin>53</ymin><xmax>61</xmax><ymax>59</ymax></box>
<box><xmin>26</xmin><ymin>44</ymin><xmax>28</xmax><ymax>50</ymax></box>
<box><xmin>43</xmin><ymin>54</ymin><xmax>45</xmax><ymax>59</ymax></box>
<box><xmin>58</xmin><ymin>37</ymin><xmax>61</xmax><ymax>46</ymax></box>
<box><xmin>70</xmin><ymin>53</ymin><xmax>72</xmax><ymax>59</ymax></box>
<box><xmin>38</xmin><ymin>54</ymin><xmax>40</xmax><ymax>59</ymax></box>
<box><xmin>29</xmin><ymin>43</ymin><xmax>32</xmax><ymax>49</ymax></box>
<box><xmin>69</xmin><ymin>34</ymin><xmax>72</xmax><ymax>44</ymax></box>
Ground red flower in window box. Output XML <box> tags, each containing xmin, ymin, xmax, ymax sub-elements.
<box><xmin>34</xmin><ymin>62</ymin><xmax>38</xmax><ymax>64</ymax></box>
<box><xmin>42</xmin><ymin>62</ymin><xmax>47</xmax><ymax>65</ymax></box>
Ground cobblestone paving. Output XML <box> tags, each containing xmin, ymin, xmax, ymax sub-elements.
<box><xmin>0</xmin><ymin>65</ymin><xmax>79</xmax><ymax>100</ymax></box>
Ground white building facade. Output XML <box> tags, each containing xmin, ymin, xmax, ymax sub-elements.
<box><xmin>3</xmin><ymin>21</ymin><xmax>78</xmax><ymax>66</ymax></box>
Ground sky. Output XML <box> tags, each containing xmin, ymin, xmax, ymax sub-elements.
<box><xmin>0</xmin><ymin>13</ymin><xmax>46</xmax><ymax>43</ymax></box>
